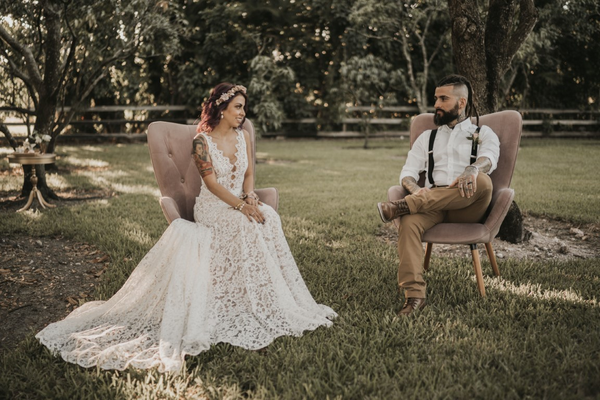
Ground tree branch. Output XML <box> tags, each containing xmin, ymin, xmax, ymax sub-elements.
<box><xmin>506</xmin><ymin>0</ymin><xmax>538</xmax><ymax>61</ymax></box>
<box><xmin>52</xmin><ymin>70</ymin><xmax>107</xmax><ymax>137</ymax></box>
<box><xmin>0</xmin><ymin>48</ymin><xmax>33</xmax><ymax>87</ymax></box>
<box><xmin>0</xmin><ymin>106</ymin><xmax>36</xmax><ymax>115</ymax></box>
<box><xmin>55</xmin><ymin>2</ymin><xmax>78</xmax><ymax>101</ymax></box>
<box><xmin>399</xmin><ymin>26</ymin><xmax>421</xmax><ymax>108</ymax></box>
<box><xmin>0</xmin><ymin>122</ymin><xmax>19</xmax><ymax>150</ymax></box>
<box><xmin>428</xmin><ymin>30</ymin><xmax>449</xmax><ymax>66</ymax></box>
<box><xmin>0</xmin><ymin>24</ymin><xmax>43</xmax><ymax>89</ymax></box>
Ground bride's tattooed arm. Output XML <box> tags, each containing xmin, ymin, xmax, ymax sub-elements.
<box><xmin>192</xmin><ymin>136</ymin><xmax>213</xmax><ymax>177</ymax></box>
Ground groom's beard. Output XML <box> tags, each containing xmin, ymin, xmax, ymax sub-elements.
<box><xmin>434</xmin><ymin>103</ymin><xmax>460</xmax><ymax>126</ymax></box>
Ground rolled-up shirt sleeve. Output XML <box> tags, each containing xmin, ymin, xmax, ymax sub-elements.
<box><xmin>477</xmin><ymin>125</ymin><xmax>500</xmax><ymax>174</ymax></box>
<box><xmin>399</xmin><ymin>130</ymin><xmax>430</xmax><ymax>184</ymax></box>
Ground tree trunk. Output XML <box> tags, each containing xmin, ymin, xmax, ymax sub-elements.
<box><xmin>497</xmin><ymin>201</ymin><xmax>531</xmax><ymax>243</ymax></box>
<box><xmin>18</xmin><ymin>1</ymin><xmax>62</xmax><ymax>201</ymax></box>
<box><xmin>448</xmin><ymin>0</ymin><xmax>490</xmax><ymax>113</ymax></box>
<box><xmin>362</xmin><ymin>113</ymin><xmax>371</xmax><ymax>149</ymax></box>
<box><xmin>448</xmin><ymin>0</ymin><xmax>538</xmax><ymax>243</ymax></box>
<box><xmin>448</xmin><ymin>0</ymin><xmax>537</xmax><ymax>113</ymax></box>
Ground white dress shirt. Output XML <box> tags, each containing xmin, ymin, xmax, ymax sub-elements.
<box><xmin>399</xmin><ymin>118</ymin><xmax>500</xmax><ymax>187</ymax></box>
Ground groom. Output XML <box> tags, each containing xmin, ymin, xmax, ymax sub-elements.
<box><xmin>377</xmin><ymin>75</ymin><xmax>500</xmax><ymax>316</ymax></box>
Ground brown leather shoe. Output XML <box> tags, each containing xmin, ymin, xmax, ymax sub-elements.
<box><xmin>398</xmin><ymin>297</ymin><xmax>427</xmax><ymax>317</ymax></box>
<box><xmin>377</xmin><ymin>199</ymin><xmax>410</xmax><ymax>223</ymax></box>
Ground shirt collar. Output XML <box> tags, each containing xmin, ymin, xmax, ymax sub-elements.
<box><xmin>439</xmin><ymin>117</ymin><xmax>474</xmax><ymax>133</ymax></box>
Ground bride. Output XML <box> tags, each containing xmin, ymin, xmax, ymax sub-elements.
<box><xmin>36</xmin><ymin>83</ymin><xmax>337</xmax><ymax>373</ymax></box>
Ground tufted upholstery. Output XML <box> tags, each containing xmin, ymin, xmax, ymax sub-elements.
<box><xmin>387</xmin><ymin>110</ymin><xmax>523</xmax><ymax>296</ymax></box>
<box><xmin>147</xmin><ymin>119</ymin><xmax>278</xmax><ymax>223</ymax></box>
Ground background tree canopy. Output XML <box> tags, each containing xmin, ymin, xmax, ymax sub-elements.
<box><xmin>1</xmin><ymin>0</ymin><xmax>599</xmax><ymax>139</ymax></box>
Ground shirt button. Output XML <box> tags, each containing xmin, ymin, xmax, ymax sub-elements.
<box><xmin>180</xmin><ymin>178</ymin><xmax>185</xmax><ymax>183</ymax></box>
<box><xmin>168</xmin><ymin>153</ymin><xmax>172</xmax><ymax>158</ymax></box>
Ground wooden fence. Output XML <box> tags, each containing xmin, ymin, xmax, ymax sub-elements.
<box><xmin>278</xmin><ymin>106</ymin><xmax>600</xmax><ymax>138</ymax></box>
<box><xmin>3</xmin><ymin>105</ymin><xmax>599</xmax><ymax>139</ymax></box>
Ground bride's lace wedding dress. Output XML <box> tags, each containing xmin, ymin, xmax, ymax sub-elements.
<box><xmin>36</xmin><ymin>128</ymin><xmax>336</xmax><ymax>373</ymax></box>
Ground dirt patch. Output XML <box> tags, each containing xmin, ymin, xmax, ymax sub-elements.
<box><xmin>0</xmin><ymin>184</ymin><xmax>115</xmax><ymax>354</ymax></box>
<box><xmin>378</xmin><ymin>214</ymin><xmax>600</xmax><ymax>261</ymax></box>
<box><xmin>0</xmin><ymin>235</ymin><xmax>110</xmax><ymax>354</ymax></box>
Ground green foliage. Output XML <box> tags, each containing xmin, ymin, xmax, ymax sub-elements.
<box><xmin>2</xmin><ymin>0</ymin><xmax>600</xmax><ymax>139</ymax></box>
<box><xmin>249</xmin><ymin>55</ymin><xmax>296</xmax><ymax>135</ymax></box>
<box><xmin>347</xmin><ymin>0</ymin><xmax>451</xmax><ymax>111</ymax></box>
<box><xmin>506</xmin><ymin>0</ymin><xmax>600</xmax><ymax>109</ymax></box>
<box><xmin>339</xmin><ymin>54</ymin><xmax>399</xmax><ymax>147</ymax></box>
<box><xmin>0</xmin><ymin>138</ymin><xmax>599</xmax><ymax>398</ymax></box>
<box><xmin>340</xmin><ymin>55</ymin><xmax>394</xmax><ymax>107</ymax></box>
<box><xmin>0</xmin><ymin>0</ymin><xmax>185</xmax><ymax>141</ymax></box>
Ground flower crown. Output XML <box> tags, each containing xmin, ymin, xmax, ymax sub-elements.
<box><xmin>215</xmin><ymin>85</ymin><xmax>247</xmax><ymax>106</ymax></box>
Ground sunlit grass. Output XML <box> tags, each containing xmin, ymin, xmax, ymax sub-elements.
<box><xmin>512</xmin><ymin>139</ymin><xmax>600</xmax><ymax>224</ymax></box>
<box><xmin>0</xmin><ymin>138</ymin><xmax>599</xmax><ymax>399</ymax></box>
<box><xmin>481</xmin><ymin>275</ymin><xmax>599</xmax><ymax>307</ymax></box>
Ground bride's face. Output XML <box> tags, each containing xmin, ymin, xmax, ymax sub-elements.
<box><xmin>222</xmin><ymin>95</ymin><xmax>246</xmax><ymax>129</ymax></box>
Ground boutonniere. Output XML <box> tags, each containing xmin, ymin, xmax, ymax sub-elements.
<box><xmin>466</xmin><ymin>132</ymin><xmax>481</xmax><ymax>144</ymax></box>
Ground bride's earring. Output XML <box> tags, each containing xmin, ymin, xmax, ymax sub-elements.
<box><xmin>220</xmin><ymin>112</ymin><xmax>224</xmax><ymax>119</ymax></box>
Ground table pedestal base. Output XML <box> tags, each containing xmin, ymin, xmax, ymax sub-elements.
<box><xmin>7</xmin><ymin>153</ymin><xmax>57</xmax><ymax>213</ymax></box>
<box><xmin>17</xmin><ymin>173</ymin><xmax>56</xmax><ymax>212</ymax></box>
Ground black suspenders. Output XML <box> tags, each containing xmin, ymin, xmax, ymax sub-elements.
<box><xmin>427</xmin><ymin>126</ymin><xmax>481</xmax><ymax>186</ymax></box>
<box><xmin>427</xmin><ymin>129</ymin><xmax>438</xmax><ymax>186</ymax></box>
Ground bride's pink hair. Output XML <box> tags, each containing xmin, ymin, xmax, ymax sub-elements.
<box><xmin>197</xmin><ymin>83</ymin><xmax>248</xmax><ymax>133</ymax></box>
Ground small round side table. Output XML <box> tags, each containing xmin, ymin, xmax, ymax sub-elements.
<box><xmin>7</xmin><ymin>153</ymin><xmax>57</xmax><ymax>212</ymax></box>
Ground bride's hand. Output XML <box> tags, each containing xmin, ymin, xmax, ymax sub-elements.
<box><xmin>244</xmin><ymin>192</ymin><xmax>262</xmax><ymax>207</ymax></box>
<box><xmin>244</xmin><ymin>197</ymin><xmax>262</xmax><ymax>207</ymax></box>
<box><xmin>242</xmin><ymin>204</ymin><xmax>265</xmax><ymax>224</ymax></box>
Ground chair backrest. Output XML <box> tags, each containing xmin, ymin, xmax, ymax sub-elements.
<box><xmin>147</xmin><ymin>119</ymin><xmax>257</xmax><ymax>221</ymax></box>
<box><xmin>409</xmin><ymin>110</ymin><xmax>522</xmax><ymax>192</ymax></box>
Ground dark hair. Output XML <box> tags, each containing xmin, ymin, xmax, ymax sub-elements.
<box><xmin>197</xmin><ymin>82</ymin><xmax>248</xmax><ymax>133</ymax></box>
<box><xmin>436</xmin><ymin>74</ymin><xmax>479</xmax><ymax>126</ymax></box>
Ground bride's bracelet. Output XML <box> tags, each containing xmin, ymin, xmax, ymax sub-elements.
<box><xmin>233</xmin><ymin>202</ymin><xmax>246</xmax><ymax>212</ymax></box>
<box><xmin>240</xmin><ymin>192</ymin><xmax>259</xmax><ymax>201</ymax></box>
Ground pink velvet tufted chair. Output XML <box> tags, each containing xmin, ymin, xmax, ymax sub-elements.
<box><xmin>387</xmin><ymin>110</ymin><xmax>523</xmax><ymax>296</ymax></box>
<box><xmin>147</xmin><ymin>119</ymin><xmax>278</xmax><ymax>224</ymax></box>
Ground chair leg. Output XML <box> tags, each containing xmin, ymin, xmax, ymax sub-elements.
<box><xmin>424</xmin><ymin>243</ymin><xmax>433</xmax><ymax>271</ymax></box>
<box><xmin>470</xmin><ymin>244</ymin><xmax>486</xmax><ymax>297</ymax></box>
<box><xmin>485</xmin><ymin>242</ymin><xmax>501</xmax><ymax>276</ymax></box>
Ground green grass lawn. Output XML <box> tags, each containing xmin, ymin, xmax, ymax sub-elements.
<box><xmin>0</xmin><ymin>138</ymin><xmax>599</xmax><ymax>399</ymax></box>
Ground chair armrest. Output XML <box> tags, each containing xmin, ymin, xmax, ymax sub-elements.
<box><xmin>387</xmin><ymin>185</ymin><xmax>409</xmax><ymax>202</ymax></box>
<box><xmin>255</xmin><ymin>187</ymin><xmax>279</xmax><ymax>212</ymax></box>
<box><xmin>159</xmin><ymin>196</ymin><xmax>182</xmax><ymax>224</ymax></box>
<box><xmin>484</xmin><ymin>188</ymin><xmax>515</xmax><ymax>233</ymax></box>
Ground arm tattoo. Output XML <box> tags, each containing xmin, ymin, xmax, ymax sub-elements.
<box><xmin>467</xmin><ymin>157</ymin><xmax>492</xmax><ymax>174</ymax></box>
<box><xmin>192</xmin><ymin>137</ymin><xmax>214</xmax><ymax>178</ymax></box>
<box><xmin>401</xmin><ymin>176</ymin><xmax>421</xmax><ymax>194</ymax></box>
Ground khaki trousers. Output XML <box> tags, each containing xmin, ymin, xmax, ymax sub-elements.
<box><xmin>397</xmin><ymin>173</ymin><xmax>493</xmax><ymax>298</ymax></box>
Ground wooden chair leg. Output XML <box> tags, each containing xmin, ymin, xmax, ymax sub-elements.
<box><xmin>484</xmin><ymin>242</ymin><xmax>500</xmax><ymax>276</ymax></box>
<box><xmin>470</xmin><ymin>244</ymin><xmax>486</xmax><ymax>297</ymax></box>
<box><xmin>424</xmin><ymin>243</ymin><xmax>433</xmax><ymax>271</ymax></box>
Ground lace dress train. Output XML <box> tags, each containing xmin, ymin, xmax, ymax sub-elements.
<box><xmin>36</xmin><ymin>129</ymin><xmax>336</xmax><ymax>372</ymax></box>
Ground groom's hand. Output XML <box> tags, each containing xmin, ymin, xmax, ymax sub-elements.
<box><xmin>450</xmin><ymin>166</ymin><xmax>478</xmax><ymax>198</ymax></box>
